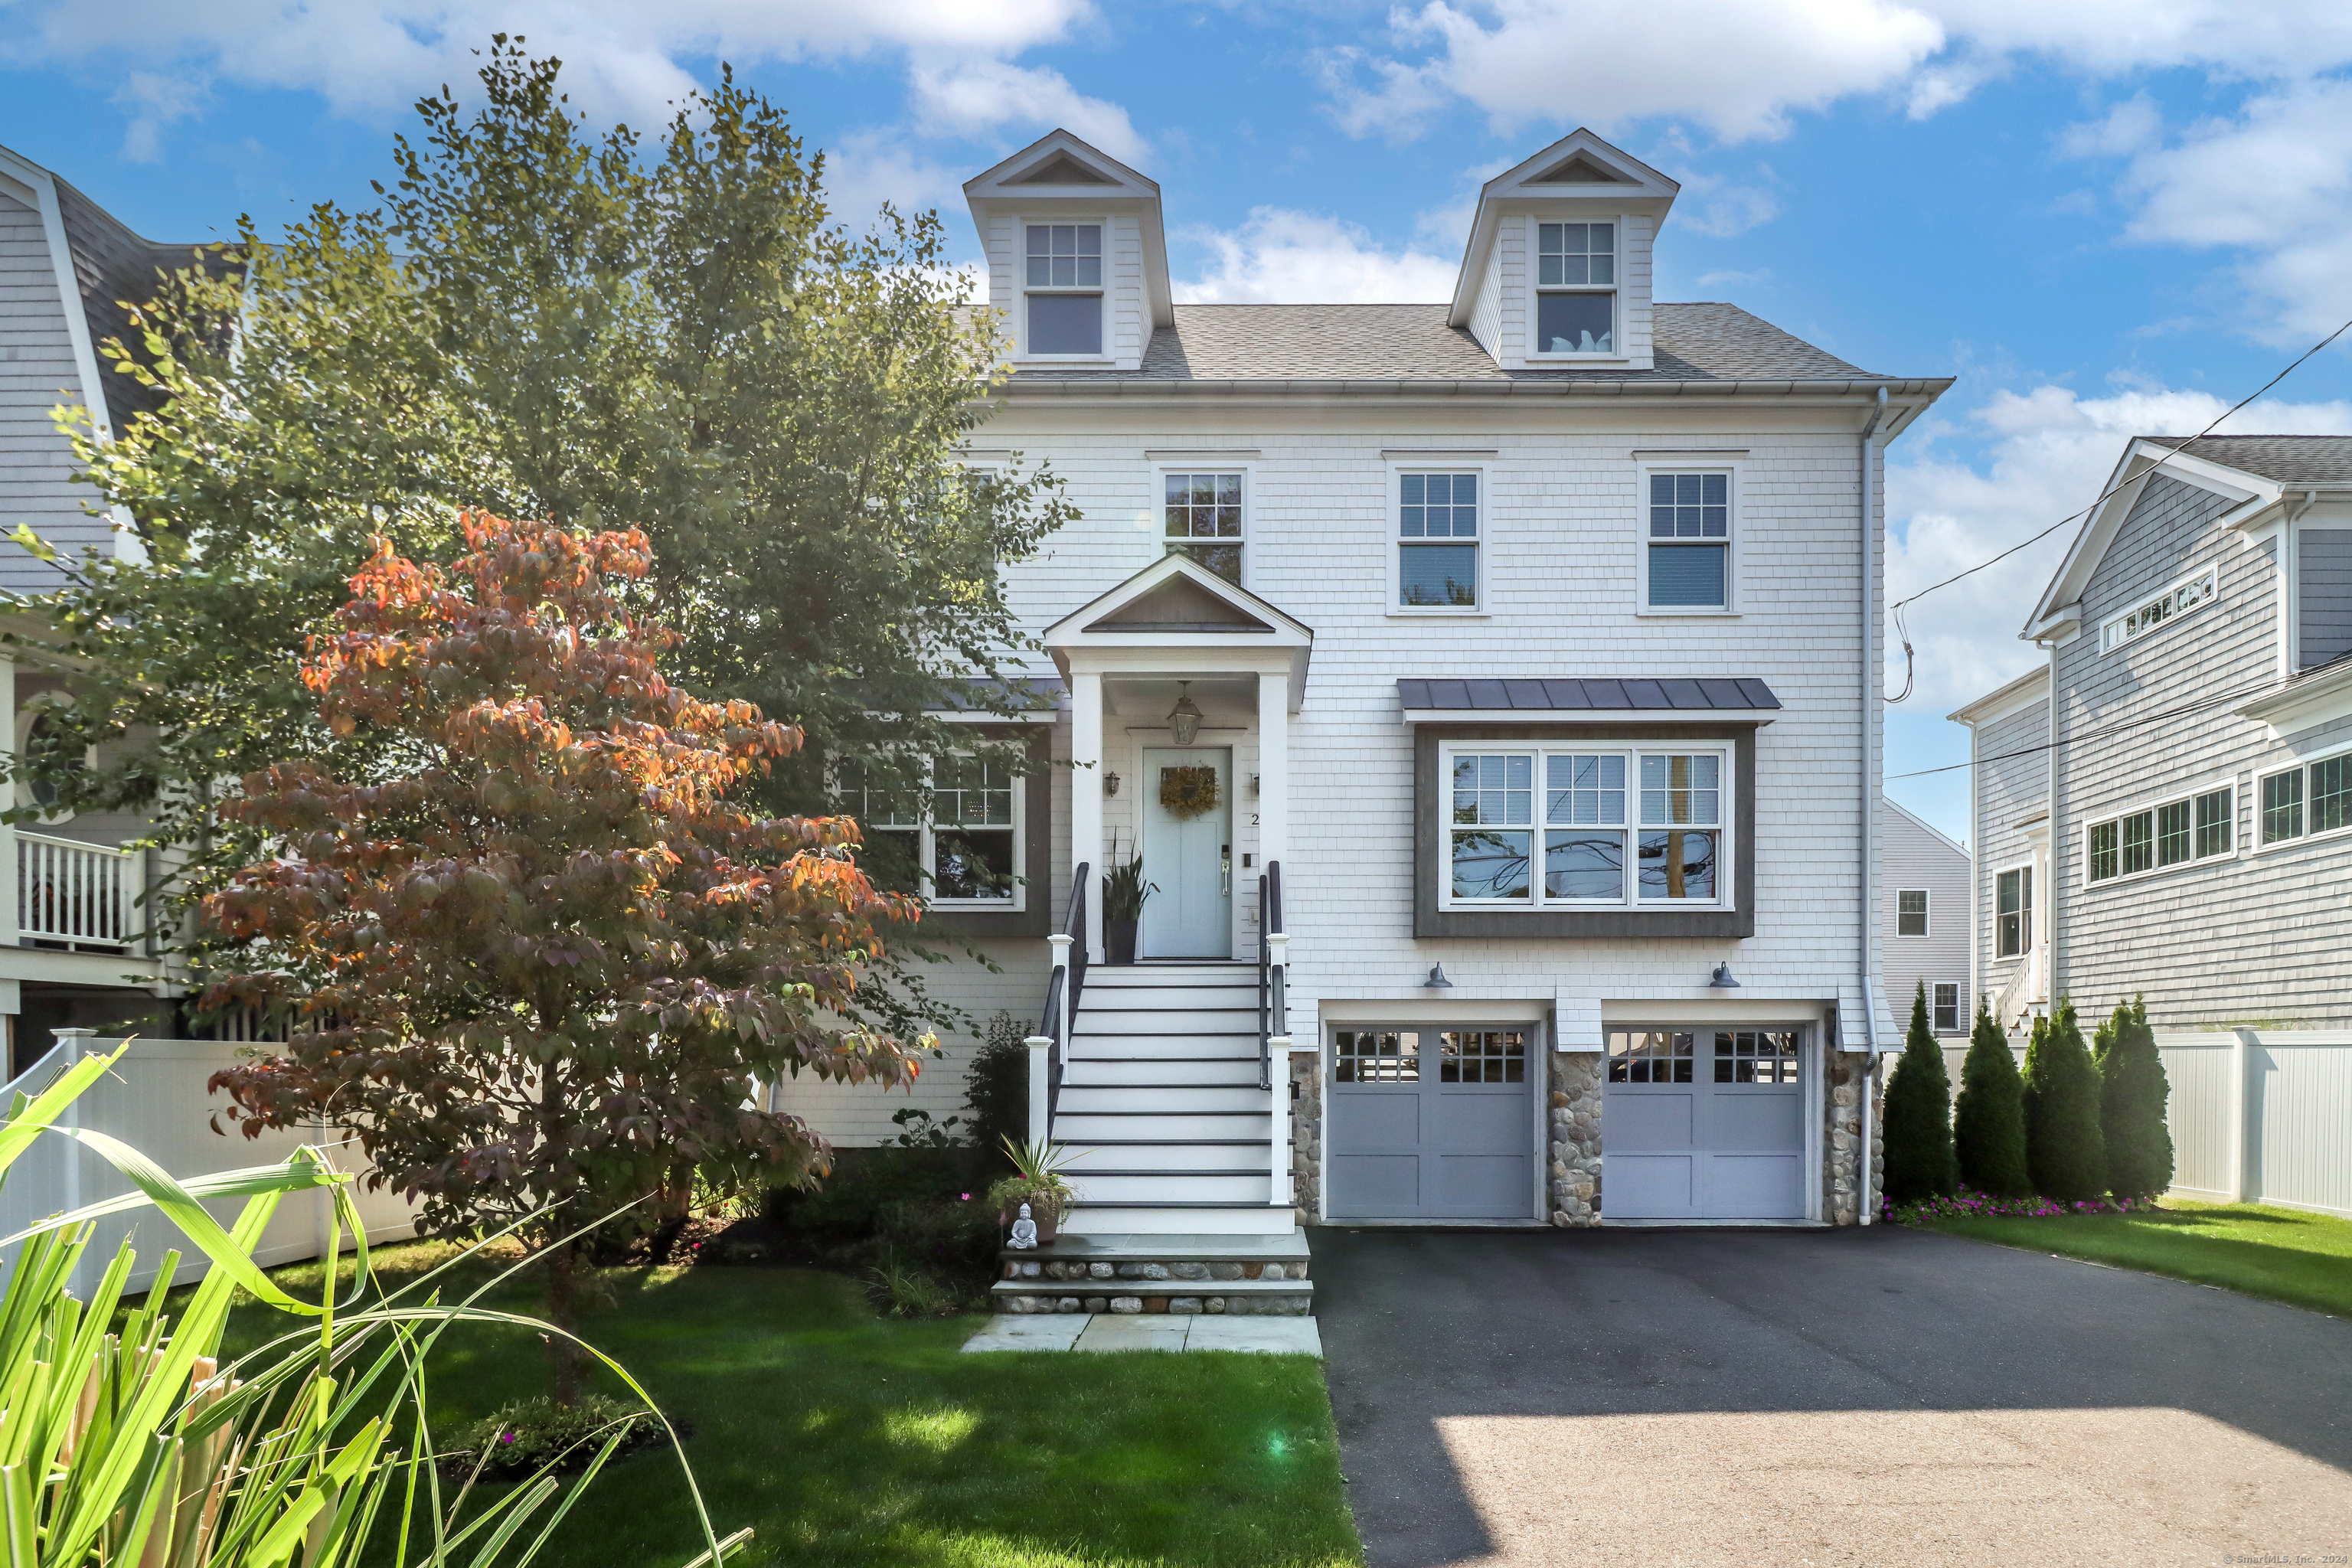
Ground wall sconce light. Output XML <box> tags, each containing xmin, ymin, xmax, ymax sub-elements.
<box><xmin>1104</xmin><ymin>772</ymin><xmax>1121</xmax><ymax>797</ymax></box>
<box><xmin>1709</xmin><ymin>963</ymin><xmax>1741</xmax><ymax>988</ymax></box>
<box><xmin>1167</xmin><ymin>681</ymin><xmax>1204</xmax><ymax>746</ymax></box>
<box><xmin>1423</xmin><ymin>964</ymin><xmax>1454</xmax><ymax>989</ymax></box>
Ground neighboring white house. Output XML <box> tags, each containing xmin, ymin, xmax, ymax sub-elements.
<box><xmin>774</xmin><ymin>127</ymin><xmax>1953</xmax><ymax>1237</ymax></box>
<box><xmin>1952</xmin><ymin>435</ymin><xmax>2352</xmax><ymax>1034</ymax></box>
<box><xmin>1880</xmin><ymin>796</ymin><xmax>1968</xmax><ymax>1037</ymax></box>
<box><xmin>0</xmin><ymin>143</ymin><xmax>193</xmax><ymax>1073</ymax></box>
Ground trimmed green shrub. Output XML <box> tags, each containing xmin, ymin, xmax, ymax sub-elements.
<box><xmin>1953</xmin><ymin>1001</ymin><xmax>2031</xmax><ymax>1197</ymax></box>
<box><xmin>1881</xmin><ymin>982</ymin><xmax>1959</xmax><ymax>1202</ymax></box>
<box><xmin>2097</xmin><ymin>995</ymin><xmax>2175</xmax><ymax>1201</ymax></box>
<box><xmin>2023</xmin><ymin>998</ymin><xmax>2108</xmax><ymax>1201</ymax></box>
<box><xmin>965</xmin><ymin>1009</ymin><xmax>1033</xmax><ymax>1158</ymax></box>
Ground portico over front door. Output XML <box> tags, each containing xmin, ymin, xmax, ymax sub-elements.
<box><xmin>1139</xmin><ymin>746</ymin><xmax>1231</xmax><ymax>958</ymax></box>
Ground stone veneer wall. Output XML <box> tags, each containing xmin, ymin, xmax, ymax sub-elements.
<box><xmin>1548</xmin><ymin>1051</ymin><xmax>1603</xmax><ymax>1227</ymax></box>
<box><xmin>1289</xmin><ymin>1050</ymin><xmax>1323</xmax><ymax>1223</ymax></box>
<box><xmin>1821</xmin><ymin>1050</ymin><xmax>1886</xmax><ymax>1225</ymax></box>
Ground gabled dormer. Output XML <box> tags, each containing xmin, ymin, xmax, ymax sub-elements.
<box><xmin>1449</xmin><ymin>129</ymin><xmax>1679</xmax><ymax>372</ymax></box>
<box><xmin>964</xmin><ymin>130</ymin><xmax>1172</xmax><ymax>373</ymax></box>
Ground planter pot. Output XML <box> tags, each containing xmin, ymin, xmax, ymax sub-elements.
<box><xmin>1106</xmin><ymin>918</ymin><xmax>1138</xmax><ymax>965</ymax></box>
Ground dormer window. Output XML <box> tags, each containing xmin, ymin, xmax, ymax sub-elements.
<box><xmin>1024</xmin><ymin>223</ymin><xmax>1102</xmax><ymax>356</ymax></box>
<box><xmin>1534</xmin><ymin>221</ymin><xmax>1615</xmax><ymax>355</ymax></box>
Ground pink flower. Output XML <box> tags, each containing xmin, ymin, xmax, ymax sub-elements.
<box><xmin>960</xmin><ymin>1192</ymin><xmax>972</xmax><ymax>1201</ymax></box>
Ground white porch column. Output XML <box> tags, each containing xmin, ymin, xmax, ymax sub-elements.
<box><xmin>1256</xmin><ymin>671</ymin><xmax>1289</xmax><ymax>877</ymax></box>
<box><xmin>1071</xmin><ymin>669</ymin><xmax>1105</xmax><ymax>963</ymax></box>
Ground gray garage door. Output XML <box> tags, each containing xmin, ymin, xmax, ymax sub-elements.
<box><xmin>1602</xmin><ymin>1027</ymin><xmax>1808</xmax><ymax>1220</ymax></box>
<box><xmin>1327</xmin><ymin>1027</ymin><xmax>1534</xmax><ymax>1220</ymax></box>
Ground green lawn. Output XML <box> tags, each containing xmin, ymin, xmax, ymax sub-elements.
<box><xmin>214</xmin><ymin>1245</ymin><xmax>1361</xmax><ymax>1568</ymax></box>
<box><xmin>1923</xmin><ymin>1199</ymin><xmax>2352</xmax><ymax>1317</ymax></box>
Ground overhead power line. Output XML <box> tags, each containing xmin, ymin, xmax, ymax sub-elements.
<box><xmin>1886</xmin><ymin>675</ymin><xmax>2276</xmax><ymax>782</ymax></box>
<box><xmin>1883</xmin><ymin>312</ymin><xmax>2352</xmax><ymax>705</ymax></box>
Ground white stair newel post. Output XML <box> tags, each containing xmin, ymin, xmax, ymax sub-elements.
<box><xmin>1266</xmin><ymin>931</ymin><xmax>1292</xmax><ymax>1207</ymax></box>
<box><xmin>1048</xmin><ymin>932</ymin><xmax>1074</xmax><ymax>1046</ymax></box>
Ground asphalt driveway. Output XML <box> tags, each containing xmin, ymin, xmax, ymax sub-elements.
<box><xmin>1315</xmin><ymin>1224</ymin><xmax>2352</xmax><ymax>1566</ymax></box>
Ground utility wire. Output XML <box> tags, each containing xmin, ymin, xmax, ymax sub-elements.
<box><xmin>1883</xmin><ymin>312</ymin><xmax>2352</xmax><ymax>704</ymax></box>
<box><xmin>1887</xmin><ymin>675</ymin><xmax>2277</xmax><ymax>782</ymax></box>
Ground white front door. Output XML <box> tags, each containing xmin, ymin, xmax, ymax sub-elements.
<box><xmin>1138</xmin><ymin>746</ymin><xmax>1232</xmax><ymax>958</ymax></box>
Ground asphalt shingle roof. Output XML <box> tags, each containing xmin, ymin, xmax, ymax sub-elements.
<box><xmin>1011</xmin><ymin>302</ymin><xmax>1888</xmax><ymax>385</ymax></box>
<box><xmin>2142</xmin><ymin>435</ymin><xmax>2352</xmax><ymax>487</ymax></box>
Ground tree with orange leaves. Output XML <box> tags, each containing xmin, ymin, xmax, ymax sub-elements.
<box><xmin>206</xmin><ymin>512</ymin><xmax>922</xmax><ymax>1403</ymax></box>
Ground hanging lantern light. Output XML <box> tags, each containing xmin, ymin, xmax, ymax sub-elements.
<box><xmin>1168</xmin><ymin>681</ymin><xmax>1204</xmax><ymax>746</ymax></box>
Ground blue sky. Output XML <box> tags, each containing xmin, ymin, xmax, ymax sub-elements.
<box><xmin>7</xmin><ymin>2</ymin><xmax>2352</xmax><ymax>843</ymax></box>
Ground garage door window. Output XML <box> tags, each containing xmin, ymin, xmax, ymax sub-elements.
<box><xmin>1713</xmin><ymin>1029</ymin><xmax>1801</xmax><ymax>1083</ymax></box>
<box><xmin>1334</xmin><ymin>1029</ymin><xmax>1420</xmax><ymax>1082</ymax></box>
<box><xmin>1439</xmin><ymin>1029</ymin><xmax>1527</xmax><ymax>1083</ymax></box>
<box><xmin>1607</xmin><ymin>1029</ymin><xmax>1694</xmax><ymax>1083</ymax></box>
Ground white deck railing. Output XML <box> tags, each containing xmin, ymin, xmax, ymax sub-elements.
<box><xmin>15</xmin><ymin>830</ymin><xmax>138</xmax><ymax>946</ymax></box>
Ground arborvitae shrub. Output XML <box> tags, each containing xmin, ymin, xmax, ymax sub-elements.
<box><xmin>2099</xmin><ymin>995</ymin><xmax>2174</xmax><ymax>1201</ymax></box>
<box><xmin>2023</xmin><ymin>998</ymin><xmax>2108</xmax><ymax>1201</ymax></box>
<box><xmin>1953</xmin><ymin>1001</ymin><xmax>2031</xmax><ymax>1197</ymax></box>
<box><xmin>1881</xmin><ymin>982</ymin><xmax>1959</xmax><ymax>1203</ymax></box>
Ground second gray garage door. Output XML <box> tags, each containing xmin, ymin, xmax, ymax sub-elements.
<box><xmin>1327</xmin><ymin>1027</ymin><xmax>1534</xmax><ymax>1220</ymax></box>
<box><xmin>1602</xmin><ymin>1027</ymin><xmax>1809</xmax><ymax>1220</ymax></box>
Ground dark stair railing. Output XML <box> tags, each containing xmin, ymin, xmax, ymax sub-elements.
<box><xmin>1256</xmin><ymin>861</ymin><xmax>1285</xmax><ymax>1090</ymax></box>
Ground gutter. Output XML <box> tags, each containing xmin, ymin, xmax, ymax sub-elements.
<box><xmin>1857</xmin><ymin>384</ymin><xmax>1887</xmax><ymax>1225</ymax></box>
<box><xmin>991</xmin><ymin>375</ymin><xmax>1956</xmax><ymax>402</ymax></box>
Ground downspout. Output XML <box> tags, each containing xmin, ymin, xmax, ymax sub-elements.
<box><xmin>1857</xmin><ymin>385</ymin><xmax>1888</xmax><ymax>1224</ymax></box>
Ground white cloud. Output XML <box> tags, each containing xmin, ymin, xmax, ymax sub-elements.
<box><xmin>13</xmin><ymin>0</ymin><xmax>1098</xmax><ymax>128</ymax></box>
<box><xmin>1886</xmin><ymin>383</ymin><xmax>2352</xmax><ymax>714</ymax></box>
<box><xmin>1174</xmin><ymin>207</ymin><xmax>1457</xmax><ymax>304</ymax></box>
<box><xmin>906</xmin><ymin>57</ymin><xmax>1147</xmax><ymax>164</ymax></box>
<box><xmin>820</xmin><ymin>129</ymin><xmax>966</xmax><ymax>230</ymax></box>
<box><xmin>111</xmin><ymin>69</ymin><xmax>207</xmax><ymax>162</ymax></box>
<box><xmin>1671</xmin><ymin>172</ymin><xmax>1781</xmax><ymax>238</ymax></box>
<box><xmin>1321</xmin><ymin>0</ymin><xmax>2352</xmax><ymax>149</ymax></box>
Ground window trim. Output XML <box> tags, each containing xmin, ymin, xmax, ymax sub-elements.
<box><xmin>1895</xmin><ymin>888</ymin><xmax>1929</xmax><ymax>938</ymax></box>
<box><xmin>1435</xmin><ymin>740</ymin><xmax>1735</xmax><ymax>914</ymax></box>
<box><xmin>1635</xmin><ymin>457</ymin><xmax>1742</xmax><ymax>617</ymax></box>
<box><xmin>839</xmin><ymin>733</ymin><xmax>1050</xmax><ymax>932</ymax></box>
<box><xmin>2080</xmin><ymin>776</ymin><xmax>2239</xmax><ymax>888</ymax></box>
<box><xmin>1932</xmin><ymin>983</ymin><xmax>1960</xmax><ymax>1034</ymax></box>
<box><xmin>2255</xmin><ymin>743</ymin><xmax>2352</xmax><ymax>854</ymax></box>
<box><xmin>1413</xmin><ymin>724</ymin><xmax>1758</xmax><ymax>938</ymax></box>
<box><xmin>1153</xmin><ymin>462</ymin><xmax>1253</xmax><ymax>591</ymax></box>
<box><xmin>1387</xmin><ymin>460</ymin><xmax>1489</xmax><ymax>617</ymax></box>
<box><xmin>1993</xmin><ymin>861</ymin><xmax>2033</xmax><ymax>961</ymax></box>
<box><xmin>1524</xmin><ymin>214</ymin><xmax>1624</xmax><ymax>363</ymax></box>
<box><xmin>1016</xmin><ymin>216</ymin><xmax>1110</xmax><ymax>363</ymax></box>
<box><xmin>2099</xmin><ymin>563</ymin><xmax>2217</xmax><ymax>655</ymax></box>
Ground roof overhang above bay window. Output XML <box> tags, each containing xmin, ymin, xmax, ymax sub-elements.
<box><xmin>1396</xmin><ymin>676</ymin><xmax>1779</xmax><ymax>724</ymax></box>
<box><xmin>1447</xmin><ymin>129</ymin><xmax>1679</xmax><ymax>328</ymax></box>
<box><xmin>1043</xmin><ymin>554</ymin><xmax>1312</xmax><ymax>710</ymax></box>
<box><xmin>965</xmin><ymin>129</ymin><xmax>1174</xmax><ymax>332</ymax></box>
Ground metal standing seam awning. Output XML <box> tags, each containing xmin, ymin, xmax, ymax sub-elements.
<box><xmin>1395</xmin><ymin>677</ymin><xmax>1782</xmax><ymax>722</ymax></box>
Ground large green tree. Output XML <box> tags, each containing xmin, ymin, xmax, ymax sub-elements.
<box><xmin>2023</xmin><ymin>999</ymin><xmax>2108</xmax><ymax>1202</ymax></box>
<box><xmin>1953</xmin><ymin>1001</ymin><xmax>2031</xmax><ymax>1197</ymax></box>
<box><xmin>13</xmin><ymin>40</ymin><xmax>1070</xmax><ymax>1037</ymax></box>
<box><xmin>1880</xmin><ymin>982</ymin><xmax>1958</xmax><ymax>1204</ymax></box>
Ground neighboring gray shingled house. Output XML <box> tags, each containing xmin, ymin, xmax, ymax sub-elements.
<box><xmin>1953</xmin><ymin>434</ymin><xmax>2352</xmax><ymax>1033</ymax></box>
<box><xmin>777</xmin><ymin>124</ymin><xmax>1955</xmax><ymax>1258</ymax></box>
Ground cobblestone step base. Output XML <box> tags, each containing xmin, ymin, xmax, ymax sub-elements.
<box><xmin>991</xmin><ymin>1277</ymin><xmax>1312</xmax><ymax>1316</ymax></box>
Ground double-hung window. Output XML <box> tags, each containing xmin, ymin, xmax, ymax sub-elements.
<box><xmin>1444</xmin><ymin>744</ymin><xmax>1729</xmax><ymax>910</ymax></box>
<box><xmin>1897</xmin><ymin>890</ymin><xmax>1929</xmax><ymax>937</ymax></box>
<box><xmin>1398</xmin><ymin>472</ymin><xmax>1480</xmax><ymax>609</ymax></box>
<box><xmin>1932</xmin><ymin>984</ymin><xmax>1960</xmax><ymax>1034</ymax></box>
<box><xmin>1024</xmin><ymin>222</ymin><xmax>1102</xmax><ymax>356</ymax></box>
<box><xmin>2086</xmin><ymin>784</ymin><xmax>2234</xmax><ymax>884</ymax></box>
<box><xmin>1164</xmin><ymin>471</ymin><xmax>1244</xmax><ymax>584</ymax></box>
<box><xmin>2260</xmin><ymin>751</ymin><xmax>2352</xmax><ymax>848</ymax></box>
<box><xmin>844</xmin><ymin>756</ymin><xmax>1024</xmax><ymax>908</ymax></box>
<box><xmin>1534</xmin><ymin>221</ymin><xmax>1615</xmax><ymax>355</ymax></box>
<box><xmin>1645</xmin><ymin>470</ymin><xmax>1733</xmax><ymax>612</ymax></box>
<box><xmin>1995</xmin><ymin>867</ymin><xmax>2031</xmax><ymax>959</ymax></box>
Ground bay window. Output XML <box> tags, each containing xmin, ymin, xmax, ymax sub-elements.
<box><xmin>1443</xmin><ymin>743</ymin><xmax>1730</xmax><ymax>910</ymax></box>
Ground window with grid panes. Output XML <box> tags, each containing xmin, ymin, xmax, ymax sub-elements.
<box><xmin>1444</xmin><ymin>744</ymin><xmax>1730</xmax><ymax>910</ymax></box>
<box><xmin>1439</xmin><ymin>1030</ymin><xmax>1527</xmax><ymax>1083</ymax></box>
<box><xmin>1164</xmin><ymin>472</ymin><xmax>1243</xmax><ymax>584</ymax></box>
<box><xmin>2195</xmin><ymin>787</ymin><xmax>2233</xmax><ymax>858</ymax></box>
<box><xmin>2120</xmin><ymin>809</ymin><xmax>2154</xmax><ymax>876</ymax></box>
<box><xmin>1897</xmin><ymin>890</ymin><xmax>1928</xmax><ymax>936</ymax></box>
<box><xmin>1544</xmin><ymin>753</ymin><xmax>1625</xmax><ymax>900</ymax></box>
<box><xmin>1024</xmin><ymin>223</ymin><xmax>1102</xmax><ymax>355</ymax></box>
<box><xmin>1648</xmin><ymin>472</ymin><xmax>1730</xmax><ymax>610</ymax></box>
<box><xmin>1638</xmin><ymin>753</ymin><xmax>1719</xmax><ymax>900</ymax></box>
<box><xmin>1607</xmin><ymin>1030</ymin><xmax>1694</xmax><ymax>1083</ymax></box>
<box><xmin>2157</xmin><ymin>799</ymin><xmax>2192</xmax><ymax>866</ymax></box>
<box><xmin>1534</xmin><ymin>221</ymin><xmax>1615</xmax><ymax>354</ymax></box>
<box><xmin>1449</xmin><ymin>753</ymin><xmax>1531</xmax><ymax>900</ymax></box>
<box><xmin>1713</xmin><ymin>1030</ymin><xmax>1800</xmax><ymax>1084</ymax></box>
<box><xmin>1997</xmin><ymin>867</ymin><xmax>2030</xmax><ymax>957</ymax></box>
<box><xmin>2314</xmin><ymin>755</ymin><xmax>2352</xmax><ymax>835</ymax></box>
<box><xmin>1334</xmin><ymin>1030</ymin><xmax>1419</xmax><ymax>1083</ymax></box>
<box><xmin>1933</xmin><ymin>984</ymin><xmax>1960</xmax><ymax>1033</ymax></box>
<box><xmin>842</xmin><ymin>756</ymin><xmax>1021</xmax><ymax>906</ymax></box>
<box><xmin>1400</xmin><ymin>472</ymin><xmax>1479</xmax><ymax>607</ymax></box>
<box><xmin>2264</xmin><ymin>768</ymin><xmax>2305</xmax><ymax>844</ymax></box>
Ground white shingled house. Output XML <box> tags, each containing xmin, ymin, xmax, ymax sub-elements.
<box><xmin>773</xmin><ymin>124</ymin><xmax>1952</xmax><ymax>1274</ymax></box>
<box><xmin>1880</xmin><ymin>796</ymin><xmax>1970</xmax><ymax>1038</ymax></box>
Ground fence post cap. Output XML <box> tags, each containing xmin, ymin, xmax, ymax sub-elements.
<box><xmin>51</xmin><ymin>1027</ymin><xmax>100</xmax><ymax>1040</ymax></box>
<box><xmin>1024</xmin><ymin>1034</ymin><xmax>1054</xmax><ymax>1049</ymax></box>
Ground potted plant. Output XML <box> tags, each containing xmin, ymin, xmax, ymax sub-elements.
<box><xmin>1102</xmin><ymin>835</ymin><xmax>1155</xmax><ymax>965</ymax></box>
<box><xmin>988</xmin><ymin>1135</ymin><xmax>1081</xmax><ymax>1243</ymax></box>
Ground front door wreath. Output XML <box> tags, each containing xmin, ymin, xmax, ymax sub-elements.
<box><xmin>1158</xmin><ymin>766</ymin><xmax>1221</xmax><ymax>821</ymax></box>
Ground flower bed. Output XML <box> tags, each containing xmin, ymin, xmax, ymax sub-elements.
<box><xmin>1883</xmin><ymin>1188</ymin><xmax>2160</xmax><ymax>1224</ymax></box>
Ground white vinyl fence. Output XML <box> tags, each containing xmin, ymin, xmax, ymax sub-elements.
<box><xmin>2</xmin><ymin>1031</ymin><xmax>418</xmax><ymax>1298</ymax></box>
<box><xmin>1931</xmin><ymin>1029</ymin><xmax>2352</xmax><ymax>1218</ymax></box>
